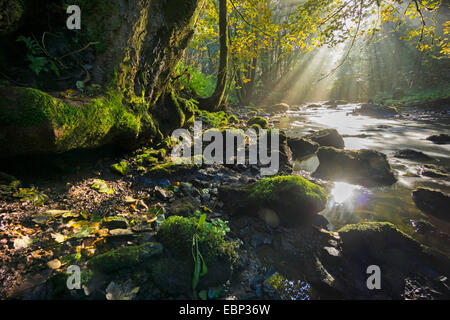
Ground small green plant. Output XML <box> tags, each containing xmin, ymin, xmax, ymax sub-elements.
<box><xmin>17</xmin><ymin>36</ymin><xmax>60</xmax><ymax>76</ymax></box>
<box><xmin>192</xmin><ymin>213</ymin><xmax>208</xmax><ymax>297</ymax></box>
<box><xmin>191</xmin><ymin>211</ymin><xmax>230</xmax><ymax>298</ymax></box>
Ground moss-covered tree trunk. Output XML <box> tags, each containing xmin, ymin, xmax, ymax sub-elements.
<box><xmin>0</xmin><ymin>0</ymin><xmax>205</xmax><ymax>158</ymax></box>
<box><xmin>80</xmin><ymin>0</ymin><xmax>204</xmax><ymax>103</ymax></box>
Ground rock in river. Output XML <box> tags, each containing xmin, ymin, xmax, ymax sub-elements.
<box><xmin>412</xmin><ymin>188</ymin><xmax>450</xmax><ymax>222</ymax></box>
<box><xmin>394</xmin><ymin>149</ymin><xmax>435</xmax><ymax>161</ymax></box>
<box><xmin>354</xmin><ymin>103</ymin><xmax>399</xmax><ymax>117</ymax></box>
<box><xmin>335</xmin><ymin>222</ymin><xmax>450</xmax><ymax>299</ymax></box>
<box><xmin>287</xmin><ymin>137</ymin><xmax>319</xmax><ymax>160</ymax></box>
<box><xmin>313</xmin><ymin>147</ymin><xmax>397</xmax><ymax>187</ymax></box>
<box><xmin>304</xmin><ymin>129</ymin><xmax>345</xmax><ymax>149</ymax></box>
<box><xmin>218</xmin><ymin>175</ymin><xmax>328</xmax><ymax>227</ymax></box>
<box><xmin>427</xmin><ymin>134</ymin><xmax>450</xmax><ymax>145</ymax></box>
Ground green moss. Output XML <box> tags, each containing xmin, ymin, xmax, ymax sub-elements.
<box><xmin>0</xmin><ymin>87</ymin><xmax>157</xmax><ymax>153</ymax></box>
<box><xmin>338</xmin><ymin>221</ymin><xmax>399</xmax><ymax>234</ymax></box>
<box><xmin>135</xmin><ymin>148</ymin><xmax>166</xmax><ymax>166</ymax></box>
<box><xmin>147</xmin><ymin>157</ymin><xmax>203</xmax><ymax>176</ymax></box>
<box><xmin>247</xmin><ymin>116</ymin><xmax>268</xmax><ymax>129</ymax></box>
<box><xmin>87</xmin><ymin>242</ymin><xmax>163</xmax><ymax>274</ymax></box>
<box><xmin>228</xmin><ymin>115</ymin><xmax>239</xmax><ymax>124</ymax></box>
<box><xmin>196</xmin><ymin>109</ymin><xmax>229</xmax><ymax>128</ymax></box>
<box><xmin>111</xmin><ymin>161</ymin><xmax>129</xmax><ymax>176</ymax></box>
<box><xmin>157</xmin><ymin>216</ymin><xmax>236</xmax><ymax>265</ymax></box>
<box><xmin>248</xmin><ymin>176</ymin><xmax>327</xmax><ymax>205</ymax></box>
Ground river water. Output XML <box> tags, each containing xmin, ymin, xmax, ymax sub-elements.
<box><xmin>274</xmin><ymin>103</ymin><xmax>450</xmax><ymax>253</ymax></box>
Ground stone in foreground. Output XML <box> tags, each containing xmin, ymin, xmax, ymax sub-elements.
<box><xmin>412</xmin><ymin>188</ymin><xmax>450</xmax><ymax>222</ymax></box>
<box><xmin>218</xmin><ymin>175</ymin><xmax>328</xmax><ymax>227</ymax></box>
<box><xmin>313</xmin><ymin>147</ymin><xmax>397</xmax><ymax>187</ymax></box>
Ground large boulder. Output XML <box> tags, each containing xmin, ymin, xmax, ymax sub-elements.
<box><xmin>354</xmin><ymin>103</ymin><xmax>399</xmax><ymax>117</ymax></box>
<box><xmin>218</xmin><ymin>175</ymin><xmax>328</xmax><ymax>227</ymax></box>
<box><xmin>313</xmin><ymin>147</ymin><xmax>397</xmax><ymax>187</ymax></box>
<box><xmin>335</xmin><ymin>222</ymin><xmax>450</xmax><ymax>299</ymax></box>
<box><xmin>287</xmin><ymin>137</ymin><xmax>319</xmax><ymax>160</ymax></box>
<box><xmin>427</xmin><ymin>134</ymin><xmax>450</xmax><ymax>145</ymax></box>
<box><xmin>262</xmin><ymin>103</ymin><xmax>290</xmax><ymax>113</ymax></box>
<box><xmin>412</xmin><ymin>188</ymin><xmax>450</xmax><ymax>222</ymax></box>
<box><xmin>0</xmin><ymin>87</ymin><xmax>158</xmax><ymax>158</ymax></box>
<box><xmin>304</xmin><ymin>129</ymin><xmax>345</xmax><ymax>149</ymax></box>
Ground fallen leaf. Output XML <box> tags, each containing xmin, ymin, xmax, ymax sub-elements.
<box><xmin>14</xmin><ymin>236</ymin><xmax>32</xmax><ymax>250</ymax></box>
<box><xmin>51</xmin><ymin>233</ymin><xmax>67</xmax><ymax>243</ymax></box>
<box><xmin>47</xmin><ymin>259</ymin><xmax>61</xmax><ymax>270</ymax></box>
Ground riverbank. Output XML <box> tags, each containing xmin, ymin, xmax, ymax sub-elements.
<box><xmin>0</xmin><ymin>102</ymin><xmax>449</xmax><ymax>300</ymax></box>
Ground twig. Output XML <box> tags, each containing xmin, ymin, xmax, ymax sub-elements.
<box><xmin>59</xmin><ymin>42</ymin><xmax>99</xmax><ymax>59</ymax></box>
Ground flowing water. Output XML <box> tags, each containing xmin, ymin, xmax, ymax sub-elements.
<box><xmin>274</xmin><ymin>103</ymin><xmax>450</xmax><ymax>253</ymax></box>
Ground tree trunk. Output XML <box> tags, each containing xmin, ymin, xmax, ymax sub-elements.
<box><xmin>0</xmin><ymin>0</ymin><xmax>205</xmax><ymax>158</ymax></box>
<box><xmin>85</xmin><ymin>0</ymin><xmax>205</xmax><ymax>104</ymax></box>
<box><xmin>197</xmin><ymin>0</ymin><xmax>228</xmax><ymax>111</ymax></box>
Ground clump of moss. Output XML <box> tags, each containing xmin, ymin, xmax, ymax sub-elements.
<box><xmin>110</xmin><ymin>161</ymin><xmax>129</xmax><ymax>176</ymax></box>
<box><xmin>87</xmin><ymin>242</ymin><xmax>163</xmax><ymax>274</ymax></box>
<box><xmin>135</xmin><ymin>148</ymin><xmax>166</xmax><ymax>166</ymax></box>
<box><xmin>157</xmin><ymin>216</ymin><xmax>236</xmax><ymax>265</ymax></box>
<box><xmin>248</xmin><ymin>176</ymin><xmax>327</xmax><ymax>205</ymax></box>
<box><xmin>247</xmin><ymin>116</ymin><xmax>268</xmax><ymax>129</ymax></box>
<box><xmin>196</xmin><ymin>109</ymin><xmax>229</xmax><ymax>128</ymax></box>
<box><xmin>146</xmin><ymin>156</ymin><xmax>203</xmax><ymax>177</ymax></box>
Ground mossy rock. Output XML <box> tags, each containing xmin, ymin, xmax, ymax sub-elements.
<box><xmin>313</xmin><ymin>147</ymin><xmax>396</xmax><ymax>187</ymax></box>
<box><xmin>196</xmin><ymin>109</ymin><xmax>229</xmax><ymax>128</ymax></box>
<box><xmin>110</xmin><ymin>161</ymin><xmax>129</xmax><ymax>176</ymax></box>
<box><xmin>146</xmin><ymin>160</ymin><xmax>201</xmax><ymax>177</ymax></box>
<box><xmin>339</xmin><ymin>222</ymin><xmax>419</xmax><ymax>256</ymax></box>
<box><xmin>157</xmin><ymin>215</ymin><xmax>236</xmax><ymax>265</ymax></box>
<box><xmin>338</xmin><ymin>222</ymin><xmax>450</xmax><ymax>284</ymax></box>
<box><xmin>87</xmin><ymin>242</ymin><xmax>163</xmax><ymax>274</ymax></box>
<box><xmin>354</xmin><ymin>103</ymin><xmax>399</xmax><ymax>117</ymax></box>
<box><xmin>264</xmin><ymin>103</ymin><xmax>290</xmax><ymax>113</ymax></box>
<box><xmin>219</xmin><ymin>175</ymin><xmax>328</xmax><ymax>226</ymax></box>
<box><xmin>0</xmin><ymin>87</ymin><xmax>157</xmax><ymax>157</ymax></box>
<box><xmin>135</xmin><ymin>148</ymin><xmax>166</xmax><ymax>166</ymax></box>
<box><xmin>247</xmin><ymin>116</ymin><xmax>269</xmax><ymax>129</ymax></box>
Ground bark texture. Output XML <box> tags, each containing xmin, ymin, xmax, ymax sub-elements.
<box><xmin>83</xmin><ymin>0</ymin><xmax>205</xmax><ymax>104</ymax></box>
